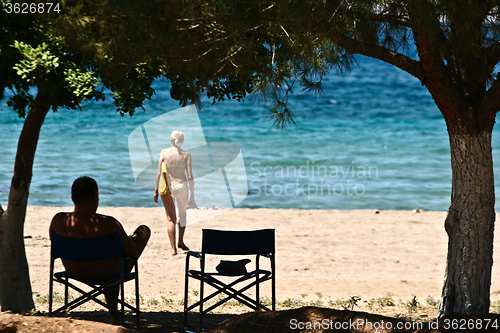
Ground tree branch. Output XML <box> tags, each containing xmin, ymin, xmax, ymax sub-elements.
<box><xmin>481</xmin><ymin>76</ymin><xmax>500</xmax><ymax>116</ymax></box>
<box><xmin>325</xmin><ymin>32</ymin><xmax>424</xmax><ymax>81</ymax></box>
<box><xmin>368</xmin><ymin>13</ymin><xmax>411</xmax><ymax>28</ymax></box>
<box><xmin>182</xmin><ymin>46</ymin><xmax>215</xmax><ymax>62</ymax></box>
<box><xmin>484</xmin><ymin>41</ymin><xmax>500</xmax><ymax>70</ymax></box>
<box><xmin>406</xmin><ymin>1</ymin><xmax>448</xmax><ymax>75</ymax></box>
<box><xmin>405</xmin><ymin>1</ymin><xmax>466</xmax><ymax>125</ymax></box>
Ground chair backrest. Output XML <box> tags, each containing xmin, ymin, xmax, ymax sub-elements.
<box><xmin>201</xmin><ymin>229</ymin><xmax>275</xmax><ymax>255</ymax></box>
<box><xmin>50</xmin><ymin>231</ymin><xmax>123</xmax><ymax>262</ymax></box>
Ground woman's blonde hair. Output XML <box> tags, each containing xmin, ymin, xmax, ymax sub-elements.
<box><xmin>171</xmin><ymin>130</ymin><xmax>185</xmax><ymax>147</ymax></box>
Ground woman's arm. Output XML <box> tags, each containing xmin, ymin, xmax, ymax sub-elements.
<box><xmin>186</xmin><ymin>153</ymin><xmax>195</xmax><ymax>206</ymax></box>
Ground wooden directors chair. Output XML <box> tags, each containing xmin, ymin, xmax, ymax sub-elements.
<box><xmin>48</xmin><ymin>231</ymin><xmax>140</xmax><ymax>329</ymax></box>
<box><xmin>183</xmin><ymin>229</ymin><xmax>276</xmax><ymax>330</ymax></box>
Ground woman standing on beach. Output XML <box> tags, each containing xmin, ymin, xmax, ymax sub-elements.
<box><xmin>154</xmin><ymin>130</ymin><xmax>195</xmax><ymax>256</ymax></box>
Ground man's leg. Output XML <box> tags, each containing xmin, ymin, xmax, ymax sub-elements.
<box><xmin>126</xmin><ymin>225</ymin><xmax>151</xmax><ymax>271</ymax></box>
<box><xmin>129</xmin><ymin>225</ymin><xmax>151</xmax><ymax>257</ymax></box>
<box><xmin>108</xmin><ymin>226</ymin><xmax>150</xmax><ymax>326</ymax></box>
<box><xmin>103</xmin><ymin>285</ymin><xmax>120</xmax><ymax>325</ymax></box>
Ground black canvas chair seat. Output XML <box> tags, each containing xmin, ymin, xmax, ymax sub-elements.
<box><xmin>183</xmin><ymin>229</ymin><xmax>276</xmax><ymax>331</ymax></box>
<box><xmin>53</xmin><ymin>271</ymin><xmax>137</xmax><ymax>286</ymax></box>
<box><xmin>188</xmin><ymin>269</ymin><xmax>271</xmax><ymax>277</ymax></box>
<box><xmin>48</xmin><ymin>231</ymin><xmax>140</xmax><ymax>330</ymax></box>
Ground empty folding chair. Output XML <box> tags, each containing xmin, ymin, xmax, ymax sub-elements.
<box><xmin>183</xmin><ymin>229</ymin><xmax>275</xmax><ymax>330</ymax></box>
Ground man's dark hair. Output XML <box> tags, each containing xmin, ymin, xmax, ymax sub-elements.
<box><xmin>71</xmin><ymin>176</ymin><xmax>98</xmax><ymax>204</ymax></box>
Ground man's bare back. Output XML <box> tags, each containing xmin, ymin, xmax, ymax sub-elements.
<box><xmin>50</xmin><ymin>210</ymin><xmax>138</xmax><ymax>280</ymax></box>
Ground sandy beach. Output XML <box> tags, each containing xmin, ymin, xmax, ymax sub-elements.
<box><xmin>24</xmin><ymin>206</ymin><xmax>500</xmax><ymax>308</ymax></box>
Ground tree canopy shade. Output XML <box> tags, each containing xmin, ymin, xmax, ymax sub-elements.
<box><xmin>1</xmin><ymin>0</ymin><xmax>499</xmax><ymax>319</ymax></box>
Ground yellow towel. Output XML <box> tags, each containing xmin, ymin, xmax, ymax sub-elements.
<box><xmin>159</xmin><ymin>162</ymin><xmax>169</xmax><ymax>195</ymax></box>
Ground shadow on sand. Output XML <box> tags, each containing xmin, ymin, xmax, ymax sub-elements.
<box><xmin>62</xmin><ymin>310</ymin><xmax>236</xmax><ymax>332</ymax></box>
<box><xmin>47</xmin><ymin>308</ymin><xmax>500</xmax><ymax>333</ymax></box>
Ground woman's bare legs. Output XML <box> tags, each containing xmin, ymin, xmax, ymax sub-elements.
<box><xmin>161</xmin><ymin>194</ymin><xmax>178</xmax><ymax>256</ymax></box>
<box><xmin>176</xmin><ymin>187</ymin><xmax>189</xmax><ymax>250</ymax></box>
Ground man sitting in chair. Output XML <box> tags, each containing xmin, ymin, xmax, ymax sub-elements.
<box><xmin>49</xmin><ymin>176</ymin><xmax>151</xmax><ymax>325</ymax></box>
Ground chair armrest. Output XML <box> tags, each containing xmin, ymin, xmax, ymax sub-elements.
<box><xmin>185</xmin><ymin>251</ymin><xmax>202</xmax><ymax>273</ymax></box>
<box><xmin>187</xmin><ymin>251</ymin><xmax>202</xmax><ymax>259</ymax></box>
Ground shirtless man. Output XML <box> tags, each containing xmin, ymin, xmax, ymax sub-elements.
<box><xmin>50</xmin><ymin>176</ymin><xmax>150</xmax><ymax>325</ymax></box>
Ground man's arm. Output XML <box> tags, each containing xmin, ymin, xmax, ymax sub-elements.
<box><xmin>49</xmin><ymin>212</ymin><xmax>67</xmax><ymax>239</ymax></box>
<box><xmin>49</xmin><ymin>216</ymin><xmax>56</xmax><ymax>240</ymax></box>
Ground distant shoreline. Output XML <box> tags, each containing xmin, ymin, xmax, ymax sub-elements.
<box><xmin>22</xmin><ymin>205</ymin><xmax>448</xmax><ymax>212</ymax></box>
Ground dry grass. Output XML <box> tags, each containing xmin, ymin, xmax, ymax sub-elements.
<box><xmin>33</xmin><ymin>291</ymin><xmax>443</xmax><ymax>319</ymax></box>
<box><xmin>22</xmin><ymin>291</ymin><xmax>500</xmax><ymax>332</ymax></box>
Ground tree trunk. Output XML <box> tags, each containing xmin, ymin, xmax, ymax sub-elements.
<box><xmin>0</xmin><ymin>90</ymin><xmax>50</xmax><ymax>313</ymax></box>
<box><xmin>438</xmin><ymin>129</ymin><xmax>496</xmax><ymax>316</ymax></box>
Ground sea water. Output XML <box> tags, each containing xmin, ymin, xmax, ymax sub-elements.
<box><xmin>1</xmin><ymin>56</ymin><xmax>499</xmax><ymax>211</ymax></box>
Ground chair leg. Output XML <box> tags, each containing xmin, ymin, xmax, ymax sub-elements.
<box><xmin>136</xmin><ymin>266</ymin><xmax>140</xmax><ymax>331</ymax></box>
<box><xmin>272</xmin><ymin>256</ymin><xmax>276</xmax><ymax>311</ymax></box>
<box><xmin>121</xmin><ymin>282</ymin><xmax>125</xmax><ymax>326</ymax></box>
<box><xmin>48</xmin><ymin>287</ymin><xmax>53</xmax><ymax>315</ymax></box>
<box><xmin>49</xmin><ymin>259</ymin><xmax>54</xmax><ymax>315</ymax></box>
<box><xmin>48</xmin><ymin>284</ymin><xmax>54</xmax><ymax>315</ymax></box>
<box><xmin>272</xmin><ymin>278</ymin><xmax>276</xmax><ymax>311</ymax></box>
<box><xmin>183</xmin><ymin>273</ymin><xmax>189</xmax><ymax>330</ymax></box>
<box><xmin>256</xmin><ymin>277</ymin><xmax>260</xmax><ymax>311</ymax></box>
<box><xmin>256</xmin><ymin>255</ymin><xmax>260</xmax><ymax>311</ymax></box>
<box><xmin>271</xmin><ymin>262</ymin><xmax>276</xmax><ymax>311</ymax></box>
<box><xmin>199</xmin><ymin>256</ymin><xmax>205</xmax><ymax>331</ymax></box>
<box><xmin>199</xmin><ymin>277</ymin><xmax>204</xmax><ymax>330</ymax></box>
<box><xmin>64</xmin><ymin>277</ymin><xmax>69</xmax><ymax>307</ymax></box>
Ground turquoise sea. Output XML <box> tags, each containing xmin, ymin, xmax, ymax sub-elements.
<box><xmin>1</xmin><ymin>56</ymin><xmax>500</xmax><ymax>211</ymax></box>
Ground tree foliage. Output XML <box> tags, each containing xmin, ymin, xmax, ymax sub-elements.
<box><xmin>48</xmin><ymin>1</ymin><xmax>355</xmax><ymax>126</ymax></box>
<box><xmin>6</xmin><ymin>1</ymin><xmax>500</xmax><ymax>125</ymax></box>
